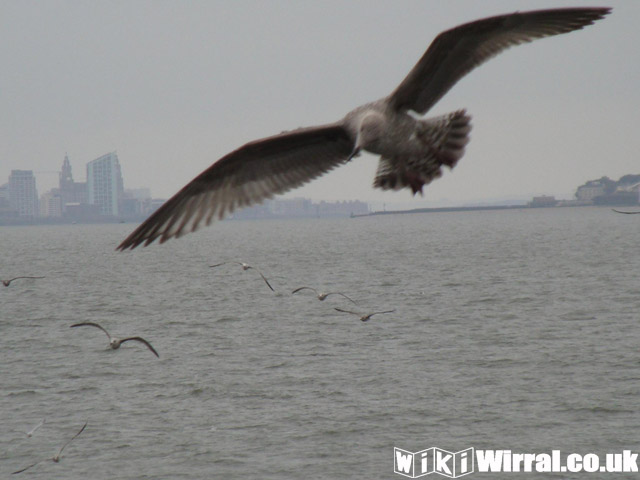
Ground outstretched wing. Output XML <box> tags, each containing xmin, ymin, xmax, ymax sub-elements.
<box><xmin>120</xmin><ymin>337</ymin><xmax>160</xmax><ymax>358</ymax></box>
<box><xmin>371</xmin><ymin>310</ymin><xmax>396</xmax><ymax>317</ymax></box>
<box><xmin>118</xmin><ymin>124</ymin><xmax>354</xmax><ymax>250</ymax></box>
<box><xmin>12</xmin><ymin>460</ymin><xmax>42</xmax><ymax>474</ymax></box>
<box><xmin>209</xmin><ymin>262</ymin><xmax>228</xmax><ymax>268</ymax></box>
<box><xmin>327</xmin><ymin>292</ymin><xmax>357</xmax><ymax>304</ymax></box>
<box><xmin>388</xmin><ymin>8</ymin><xmax>610</xmax><ymax>114</ymax></box>
<box><xmin>56</xmin><ymin>421</ymin><xmax>87</xmax><ymax>459</ymax></box>
<box><xmin>612</xmin><ymin>209</ymin><xmax>640</xmax><ymax>215</ymax></box>
<box><xmin>292</xmin><ymin>286</ymin><xmax>317</xmax><ymax>295</ymax></box>
<box><xmin>70</xmin><ymin>322</ymin><xmax>111</xmax><ymax>340</ymax></box>
<box><xmin>334</xmin><ymin>307</ymin><xmax>360</xmax><ymax>316</ymax></box>
<box><xmin>255</xmin><ymin>270</ymin><xmax>275</xmax><ymax>292</ymax></box>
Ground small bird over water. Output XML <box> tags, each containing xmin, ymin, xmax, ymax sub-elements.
<box><xmin>25</xmin><ymin>418</ymin><xmax>45</xmax><ymax>438</ymax></box>
<box><xmin>2</xmin><ymin>276</ymin><xmax>45</xmax><ymax>287</ymax></box>
<box><xmin>117</xmin><ymin>7</ymin><xmax>610</xmax><ymax>250</ymax></box>
<box><xmin>334</xmin><ymin>307</ymin><xmax>396</xmax><ymax>323</ymax></box>
<box><xmin>292</xmin><ymin>286</ymin><xmax>356</xmax><ymax>304</ymax></box>
<box><xmin>209</xmin><ymin>261</ymin><xmax>275</xmax><ymax>292</ymax></box>
<box><xmin>70</xmin><ymin>322</ymin><xmax>159</xmax><ymax>357</ymax></box>
<box><xmin>12</xmin><ymin>421</ymin><xmax>87</xmax><ymax>474</ymax></box>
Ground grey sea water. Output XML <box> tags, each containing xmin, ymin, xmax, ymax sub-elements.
<box><xmin>1</xmin><ymin>207</ymin><xmax>639</xmax><ymax>479</ymax></box>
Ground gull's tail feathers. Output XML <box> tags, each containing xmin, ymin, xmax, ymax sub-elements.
<box><xmin>373</xmin><ymin>110</ymin><xmax>471</xmax><ymax>194</ymax></box>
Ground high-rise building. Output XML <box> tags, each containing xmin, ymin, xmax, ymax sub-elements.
<box><xmin>86</xmin><ymin>152</ymin><xmax>124</xmax><ymax>216</ymax></box>
<box><xmin>40</xmin><ymin>190</ymin><xmax>62</xmax><ymax>217</ymax></box>
<box><xmin>58</xmin><ymin>154</ymin><xmax>87</xmax><ymax>211</ymax></box>
<box><xmin>8</xmin><ymin>170</ymin><xmax>39</xmax><ymax>217</ymax></box>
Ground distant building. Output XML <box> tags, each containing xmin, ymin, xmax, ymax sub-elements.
<box><xmin>268</xmin><ymin>197</ymin><xmax>313</xmax><ymax>216</ymax></box>
<box><xmin>528</xmin><ymin>195</ymin><xmax>557</xmax><ymax>208</ymax></box>
<box><xmin>59</xmin><ymin>154</ymin><xmax>87</xmax><ymax>211</ymax></box>
<box><xmin>120</xmin><ymin>188</ymin><xmax>156</xmax><ymax>217</ymax></box>
<box><xmin>317</xmin><ymin>199</ymin><xmax>369</xmax><ymax>216</ymax></box>
<box><xmin>575</xmin><ymin>180</ymin><xmax>606</xmax><ymax>202</ymax></box>
<box><xmin>8</xmin><ymin>170</ymin><xmax>39</xmax><ymax>217</ymax></box>
<box><xmin>0</xmin><ymin>183</ymin><xmax>8</xmax><ymax>203</ymax></box>
<box><xmin>40</xmin><ymin>189</ymin><xmax>63</xmax><ymax>217</ymax></box>
<box><xmin>0</xmin><ymin>183</ymin><xmax>16</xmax><ymax>218</ymax></box>
<box><xmin>126</xmin><ymin>188</ymin><xmax>151</xmax><ymax>200</ymax></box>
<box><xmin>86</xmin><ymin>152</ymin><xmax>124</xmax><ymax>215</ymax></box>
<box><xmin>576</xmin><ymin>175</ymin><xmax>640</xmax><ymax>206</ymax></box>
<box><xmin>231</xmin><ymin>197</ymin><xmax>369</xmax><ymax>220</ymax></box>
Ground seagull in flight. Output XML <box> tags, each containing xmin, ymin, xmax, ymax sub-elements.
<box><xmin>209</xmin><ymin>261</ymin><xmax>275</xmax><ymax>292</ymax></box>
<box><xmin>117</xmin><ymin>7</ymin><xmax>610</xmax><ymax>250</ymax></box>
<box><xmin>612</xmin><ymin>209</ymin><xmax>640</xmax><ymax>214</ymax></box>
<box><xmin>2</xmin><ymin>276</ymin><xmax>45</xmax><ymax>287</ymax></box>
<box><xmin>25</xmin><ymin>418</ymin><xmax>45</xmax><ymax>438</ymax></box>
<box><xmin>12</xmin><ymin>421</ymin><xmax>87</xmax><ymax>474</ymax></box>
<box><xmin>70</xmin><ymin>322</ymin><xmax>159</xmax><ymax>358</ymax></box>
<box><xmin>292</xmin><ymin>286</ymin><xmax>356</xmax><ymax>304</ymax></box>
<box><xmin>334</xmin><ymin>307</ymin><xmax>396</xmax><ymax>322</ymax></box>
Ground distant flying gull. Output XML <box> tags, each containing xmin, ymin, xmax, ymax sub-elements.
<box><xmin>209</xmin><ymin>261</ymin><xmax>275</xmax><ymax>292</ymax></box>
<box><xmin>116</xmin><ymin>7</ymin><xmax>610</xmax><ymax>250</ymax></box>
<box><xmin>612</xmin><ymin>209</ymin><xmax>640</xmax><ymax>214</ymax></box>
<box><xmin>26</xmin><ymin>418</ymin><xmax>45</xmax><ymax>438</ymax></box>
<box><xmin>292</xmin><ymin>286</ymin><xmax>356</xmax><ymax>304</ymax></box>
<box><xmin>2</xmin><ymin>276</ymin><xmax>45</xmax><ymax>287</ymax></box>
<box><xmin>12</xmin><ymin>421</ymin><xmax>87</xmax><ymax>475</ymax></box>
<box><xmin>70</xmin><ymin>322</ymin><xmax>159</xmax><ymax>358</ymax></box>
<box><xmin>334</xmin><ymin>307</ymin><xmax>396</xmax><ymax>322</ymax></box>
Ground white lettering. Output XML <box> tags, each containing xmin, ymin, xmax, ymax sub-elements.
<box><xmin>567</xmin><ymin>453</ymin><xmax>582</xmax><ymax>472</ymax></box>
<box><xmin>475</xmin><ymin>450</ymin><xmax>503</xmax><ymax>472</ymax></box>
<box><xmin>552</xmin><ymin>450</ymin><xmax>561</xmax><ymax>471</ymax></box>
<box><xmin>624</xmin><ymin>450</ymin><xmax>639</xmax><ymax>472</ymax></box>
<box><xmin>460</xmin><ymin>450</ymin><xmax>468</xmax><ymax>473</ymax></box>
<box><xmin>536</xmin><ymin>453</ymin><xmax>552</xmax><ymax>472</ymax></box>
<box><xmin>583</xmin><ymin>453</ymin><xmax>599</xmax><ymax>472</ymax></box>
<box><xmin>436</xmin><ymin>450</ymin><xmax>452</xmax><ymax>476</ymax></box>
<box><xmin>512</xmin><ymin>453</ymin><xmax>524</xmax><ymax>472</ymax></box>
<box><xmin>396</xmin><ymin>450</ymin><xmax>413</xmax><ymax>474</ymax></box>
<box><xmin>504</xmin><ymin>450</ymin><xmax>511</xmax><ymax>472</ymax></box>
<box><xmin>606</xmin><ymin>453</ymin><xmax>622</xmax><ymax>472</ymax></box>
<box><xmin>523</xmin><ymin>453</ymin><xmax>536</xmax><ymax>472</ymax></box>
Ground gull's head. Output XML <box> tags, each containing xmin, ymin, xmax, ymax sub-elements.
<box><xmin>110</xmin><ymin>339</ymin><xmax>120</xmax><ymax>349</ymax></box>
<box><xmin>356</xmin><ymin>112</ymin><xmax>386</xmax><ymax>153</ymax></box>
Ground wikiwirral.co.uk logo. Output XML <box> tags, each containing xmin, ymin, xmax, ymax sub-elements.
<box><xmin>394</xmin><ymin>448</ymin><xmax>639</xmax><ymax>477</ymax></box>
<box><xmin>394</xmin><ymin>447</ymin><xmax>474</xmax><ymax>478</ymax></box>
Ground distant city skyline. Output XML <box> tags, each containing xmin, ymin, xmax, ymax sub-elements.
<box><xmin>0</xmin><ymin>151</ymin><xmax>157</xmax><ymax>222</ymax></box>
<box><xmin>0</xmin><ymin>151</ymin><xmax>376</xmax><ymax>223</ymax></box>
<box><xmin>2</xmin><ymin>150</ymin><xmax>638</xmax><ymax>218</ymax></box>
<box><xmin>1</xmin><ymin>1</ymin><xmax>637</xmax><ymax>210</ymax></box>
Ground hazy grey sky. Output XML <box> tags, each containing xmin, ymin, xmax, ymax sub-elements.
<box><xmin>1</xmin><ymin>1</ymin><xmax>637</xmax><ymax>208</ymax></box>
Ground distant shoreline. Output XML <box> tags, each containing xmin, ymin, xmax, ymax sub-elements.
<box><xmin>351</xmin><ymin>203</ymin><xmax>568</xmax><ymax>217</ymax></box>
<box><xmin>1</xmin><ymin>202</ymin><xmax>636</xmax><ymax>227</ymax></box>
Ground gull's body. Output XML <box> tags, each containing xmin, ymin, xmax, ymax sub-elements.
<box><xmin>2</xmin><ymin>276</ymin><xmax>45</xmax><ymax>287</ymax></box>
<box><xmin>12</xmin><ymin>421</ymin><xmax>87</xmax><ymax>474</ymax></box>
<box><xmin>334</xmin><ymin>307</ymin><xmax>396</xmax><ymax>322</ymax></box>
<box><xmin>70</xmin><ymin>322</ymin><xmax>159</xmax><ymax>357</ymax></box>
<box><xmin>117</xmin><ymin>7</ymin><xmax>610</xmax><ymax>250</ymax></box>
<box><xmin>210</xmin><ymin>261</ymin><xmax>274</xmax><ymax>292</ymax></box>
<box><xmin>25</xmin><ymin>418</ymin><xmax>45</xmax><ymax>438</ymax></box>
<box><xmin>292</xmin><ymin>286</ymin><xmax>356</xmax><ymax>304</ymax></box>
